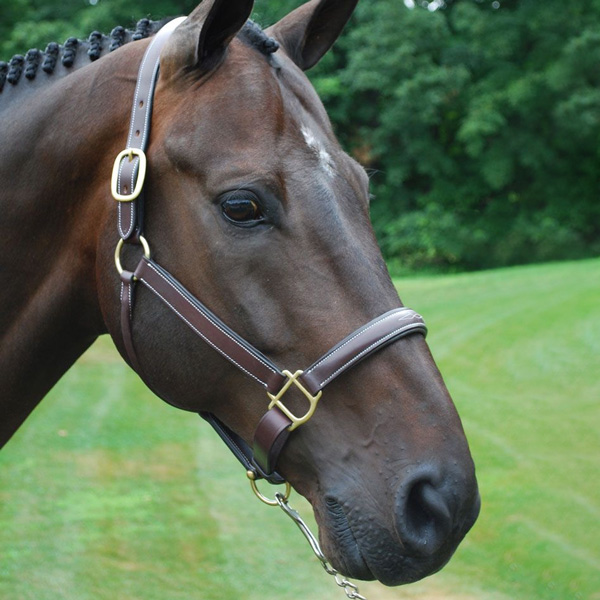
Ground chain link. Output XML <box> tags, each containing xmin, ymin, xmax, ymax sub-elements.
<box><xmin>275</xmin><ymin>493</ymin><xmax>368</xmax><ymax>600</ymax></box>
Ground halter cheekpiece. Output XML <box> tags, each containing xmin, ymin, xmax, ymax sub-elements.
<box><xmin>111</xmin><ymin>17</ymin><xmax>427</xmax><ymax>484</ymax></box>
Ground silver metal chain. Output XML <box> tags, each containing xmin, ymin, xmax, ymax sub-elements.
<box><xmin>275</xmin><ymin>493</ymin><xmax>368</xmax><ymax>600</ymax></box>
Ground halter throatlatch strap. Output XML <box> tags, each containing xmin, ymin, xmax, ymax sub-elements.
<box><xmin>113</xmin><ymin>17</ymin><xmax>428</xmax><ymax>484</ymax></box>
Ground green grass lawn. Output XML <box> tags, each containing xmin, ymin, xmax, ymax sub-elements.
<box><xmin>1</xmin><ymin>259</ymin><xmax>598</xmax><ymax>600</ymax></box>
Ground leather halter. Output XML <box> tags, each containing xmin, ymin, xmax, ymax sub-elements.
<box><xmin>111</xmin><ymin>17</ymin><xmax>427</xmax><ymax>484</ymax></box>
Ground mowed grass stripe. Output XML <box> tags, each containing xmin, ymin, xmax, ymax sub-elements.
<box><xmin>0</xmin><ymin>360</ymin><xmax>240</xmax><ymax>600</ymax></box>
<box><xmin>395</xmin><ymin>258</ymin><xmax>599</xmax><ymax>600</ymax></box>
<box><xmin>1</xmin><ymin>258</ymin><xmax>598</xmax><ymax>600</ymax></box>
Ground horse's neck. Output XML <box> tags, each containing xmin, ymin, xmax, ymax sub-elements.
<box><xmin>0</xmin><ymin>24</ymin><xmax>161</xmax><ymax>112</ymax></box>
<box><xmin>0</xmin><ymin>44</ymin><xmax>144</xmax><ymax>447</ymax></box>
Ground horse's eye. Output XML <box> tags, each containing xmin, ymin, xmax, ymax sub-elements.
<box><xmin>221</xmin><ymin>196</ymin><xmax>264</xmax><ymax>225</ymax></box>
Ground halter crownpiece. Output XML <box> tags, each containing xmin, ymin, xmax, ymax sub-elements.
<box><xmin>111</xmin><ymin>17</ymin><xmax>427</xmax><ymax>482</ymax></box>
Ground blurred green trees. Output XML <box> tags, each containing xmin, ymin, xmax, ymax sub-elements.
<box><xmin>311</xmin><ymin>0</ymin><xmax>600</xmax><ymax>270</ymax></box>
<box><xmin>1</xmin><ymin>0</ymin><xmax>598</xmax><ymax>271</ymax></box>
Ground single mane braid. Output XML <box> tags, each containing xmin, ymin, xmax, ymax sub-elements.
<box><xmin>0</xmin><ymin>62</ymin><xmax>7</xmax><ymax>91</ymax></box>
<box><xmin>42</xmin><ymin>43</ymin><xmax>59</xmax><ymax>74</ymax></box>
<box><xmin>109</xmin><ymin>26</ymin><xmax>126</xmax><ymax>52</ymax></box>
<box><xmin>87</xmin><ymin>31</ymin><xmax>104</xmax><ymax>61</ymax></box>
<box><xmin>240</xmin><ymin>20</ymin><xmax>279</xmax><ymax>54</ymax></box>
<box><xmin>24</xmin><ymin>49</ymin><xmax>41</xmax><ymax>80</ymax></box>
<box><xmin>132</xmin><ymin>18</ymin><xmax>154</xmax><ymax>41</ymax></box>
<box><xmin>6</xmin><ymin>55</ymin><xmax>24</xmax><ymax>85</ymax></box>
<box><xmin>0</xmin><ymin>18</ymin><xmax>278</xmax><ymax>93</ymax></box>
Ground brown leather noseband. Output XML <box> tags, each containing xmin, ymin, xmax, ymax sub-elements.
<box><xmin>111</xmin><ymin>18</ymin><xmax>427</xmax><ymax>484</ymax></box>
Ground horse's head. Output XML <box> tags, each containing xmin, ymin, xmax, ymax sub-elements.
<box><xmin>99</xmin><ymin>0</ymin><xmax>479</xmax><ymax>586</ymax></box>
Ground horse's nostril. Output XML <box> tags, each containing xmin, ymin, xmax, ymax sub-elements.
<box><xmin>397</xmin><ymin>477</ymin><xmax>454</xmax><ymax>556</ymax></box>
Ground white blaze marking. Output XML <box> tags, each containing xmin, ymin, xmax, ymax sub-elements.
<box><xmin>301</xmin><ymin>125</ymin><xmax>335</xmax><ymax>177</ymax></box>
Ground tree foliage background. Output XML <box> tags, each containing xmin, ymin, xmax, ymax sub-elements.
<box><xmin>1</xmin><ymin>0</ymin><xmax>598</xmax><ymax>271</ymax></box>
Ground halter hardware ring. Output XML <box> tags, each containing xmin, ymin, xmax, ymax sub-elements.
<box><xmin>111</xmin><ymin>148</ymin><xmax>147</xmax><ymax>202</ymax></box>
<box><xmin>114</xmin><ymin>236</ymin><xmax>151</xmax><ymax>276</ymax></box>
<box><xmin>267</xmin><ymin>370</ymin><xmax>323</xmax><ymax>431</ymax></box>
<box><xmin>247</xmin><ymin>470</ymin><xmax>291</xmax><ymax>506</ymax></box>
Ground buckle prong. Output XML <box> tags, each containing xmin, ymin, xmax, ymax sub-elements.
<box><xmin>267</xmin><ymin>370</ymin><xmax>322</xmax><ymax>431</ymax></box>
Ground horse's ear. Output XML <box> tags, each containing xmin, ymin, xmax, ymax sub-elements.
<box><xmin>266</xmin><ymin>0</ymin><xmax>359</xmax><ymax>71</ymax></box>
<box><xmin>161</xmin><ymin>0</ymin><xmax>254</xmax><ymax>78</ymax></box>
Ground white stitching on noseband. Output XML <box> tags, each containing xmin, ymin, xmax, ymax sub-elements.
<box><xmin>318</xmin><ymin>322</ymin><xmax>425</xmax><ymax>388</ymax></box>
<box><xmin>305</xmin><ymin>309</ymin><xmax>414</xmax><ymax>375</ymax></box>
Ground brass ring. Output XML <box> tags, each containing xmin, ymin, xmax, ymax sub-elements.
<box><xmin>247</xmin><ymin>470</ymin><xmax>292</xmax><ymax>506</ymax></box>
<box><xmin>114</xmin><ymin>236</ymin><xmax>151</xmax><ymax>275</ymax></box>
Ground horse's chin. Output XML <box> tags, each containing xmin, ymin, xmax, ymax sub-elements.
<box><xmin>322</xmin><ymin>528</ymin><xmax>452</xmax><ymax>587</ymax></box>
<box><xmin>318</xmin><ymin>500</ymin><xmax>375</xmax><ymax>582</ymax></box>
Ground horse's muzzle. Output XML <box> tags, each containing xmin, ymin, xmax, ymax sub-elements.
<box><xmin>321</xmin><ymin>463</ymin><xmax>481</xmax><ymax>586</ymax></box>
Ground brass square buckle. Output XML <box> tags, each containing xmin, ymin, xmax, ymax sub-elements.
<box><xmin>267</xmin><ymin>370</ymin><xmax>323</xmax><ymax>431</ymax></box>
<box><xmin>111</xmin><ymin>148</ymin><xmax>147</xmax><ymax>202</ymax></box>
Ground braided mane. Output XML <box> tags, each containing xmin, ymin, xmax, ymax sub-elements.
<box><xmin>0</xmin><ymin>18</ymin><xmax>278</xmax><ymax>93</ymax></box>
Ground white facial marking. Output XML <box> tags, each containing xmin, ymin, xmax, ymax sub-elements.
<box><xmin>301</xmin><ymin>125</ymin><xmax>335</xmax><ymax>177</ymax></box>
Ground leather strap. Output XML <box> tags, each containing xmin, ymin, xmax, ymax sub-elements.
<box><xmin>115</xmin><ymin>16</ymin><xmax>186</xmax><ymax>240</ymax></box>
<box><xmin>299</xmin><ymin>308</ymin><xmax>426</xmax><ymax>395</ymax></box>
<box><xmin>200</xmin><ymin>412</ymin><xmax>287</xmax><ymax>485</ymax></box>
<box><xmin>133</xmin><ymin>257</ymin><xmax>287</xmax><ymax>391</ymax></box>
<box><xmin>120</xmin><ymin>270</ymin><xmax>143</xmax><ymax>374</ymax></box>
<box><xmin>252</xmin><ymin>407</ymin><xmax>293</xmax><ymax>476</ymax></box>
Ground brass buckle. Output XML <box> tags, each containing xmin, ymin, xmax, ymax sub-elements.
<box><xmin>111</xmin><ymin>148</ymin><xmax>147</xmax><ymax>202</ymax></box>
<box><xmin>267</xmin><ymin>370</ymin><xmax>323</xmax><ymax>431</ymax></box>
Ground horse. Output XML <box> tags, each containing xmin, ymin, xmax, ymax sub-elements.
<box><xmin>0</xmin><ymin>0</ymin><xmax>480</xmax><ymax>588</ymax></box>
